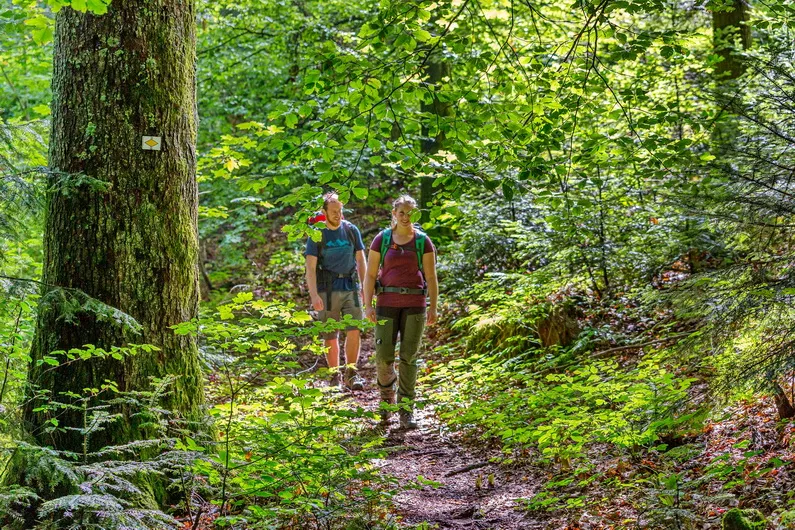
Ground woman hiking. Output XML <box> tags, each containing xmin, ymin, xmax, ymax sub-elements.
<box><xmin>363</xmin><ymin>195</ymin><xmax>439</xmax><ymax>430</ymax></box>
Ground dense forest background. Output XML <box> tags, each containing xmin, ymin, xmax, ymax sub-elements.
<box><xmin>2</xmin><ymin>0</ymin><xmax>795</xmax><ymax>528</ymax></box>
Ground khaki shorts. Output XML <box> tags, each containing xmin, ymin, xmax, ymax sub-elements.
<box><xmin>318</xmin><ymin>290</ymin><xmax>363</xmax><ymax>339</ymax></box>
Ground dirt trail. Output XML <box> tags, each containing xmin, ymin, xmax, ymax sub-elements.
<box><xmin>344</xmin><ymin>345</ymin><xmax>544</xmax><ymax>530</ymax></box>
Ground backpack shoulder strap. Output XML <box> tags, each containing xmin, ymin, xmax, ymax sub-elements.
<box><xmin>316</xmin><ymin>228</ymin><xmax>325</xmax><ymax>266</ymax></box>
<box><xmin>342</xmin><ymin>221</ymin><xmax>358</xmax><ymax>249</ymax></box>
<box><xmin>415</xmin><ymin>231</ymin><xmax>426</xmax><ymax>272</ymax></box>
<box><xmin>379</xmin><ymin>228</ymin><xmax>392</xmax><ymax>270</ymax></box>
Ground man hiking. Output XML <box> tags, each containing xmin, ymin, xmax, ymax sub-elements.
<box><xmin>305</xmin><ymin>192</ymin><xmax>367</xmax><ymax>390</ymax></box>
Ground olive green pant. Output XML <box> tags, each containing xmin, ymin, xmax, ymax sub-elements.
<box><xmin>375</xmin><ymin>306</ymin><xmax>426</xmax><ymax>404</ymax></box>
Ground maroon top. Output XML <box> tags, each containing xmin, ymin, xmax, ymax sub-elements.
<box><xmin>370</xmin><ymin>230</ymin><xmax>435</xmax><ymax>308</ymax></box>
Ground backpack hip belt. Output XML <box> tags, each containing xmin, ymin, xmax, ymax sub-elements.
<box><xmin>318</xmin><ymin>269</ymin><xmax>360</xmax><ymax>311</ymax></box>
<box><xmin>376</xmin><ymin>285</ymin><xmax>427</xmax><ymax>295</ymax></box>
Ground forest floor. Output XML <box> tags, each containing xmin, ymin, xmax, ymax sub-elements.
<box><xmin>328</xmin><ymin>339</ymin><xmax>795</xmax><ymax>530</ymax></box>
<box><xmin>338</xmin><ymin>342</ymin><xmax>548</xmax><ymax>530</ymax></box>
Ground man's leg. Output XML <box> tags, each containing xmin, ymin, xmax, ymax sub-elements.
<box><xmin>344</xmin><ymin>330</ymin><xmax>360</xmax><ymax>366</ymax></box>
<box><xmin>341</xmin><ymin>291</ymin><xmax>364</xmax><ymax>390</ymax></box>
<box><xmin>319</xmin><ymin>291</ymin><xmax>342</xmax><ymax>387</ymax></box>
<box><xmin>325</xmin><ymin>337</ymin><xmax>340</xmax><ymax>368</ymax></box>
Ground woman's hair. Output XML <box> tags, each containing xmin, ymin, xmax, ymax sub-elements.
<box><xmin>392</xmin><ymin>194</ymin><xmax>417</xmax><ymax>211</ymax></box>
<box><xmin>391</xmin><ymin>194</ymin><xmax>418</xmax><ymax>228</ymax></box>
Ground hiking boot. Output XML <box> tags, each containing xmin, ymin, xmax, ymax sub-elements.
<box><xmin>378</xmin><ymin>379</ymin><xmax>396</xmax><ymax>428</ymax></box>
<box><xmin>378</xmin><ymin>407</ymin><xmax>392</xmax><ymax>429</ymax></box>
<box><xmin>329</xmin><ymin>370</ymin><xmax>342</xmax><ymax>390</ymax></box>
<box><xmin>344</xmin><ymin>366</ymin><xmax>365</xmax><ymax>391</ymax></box>
<box><xmin>399</xmin><ymin>410</ymin><xmax>418</xmax><ymax>430</ymax></box>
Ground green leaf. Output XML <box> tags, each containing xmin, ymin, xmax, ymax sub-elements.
<box><xmin>86</xmin><ymin>0</ymin><xmax>110</xmax><ymax>14</ymax></box>
<box><xmin>502</xmin><ymin>180</ymin><xmax>514</xmax><ymax>201</ymax></box>
<box><xmin>32</xmin><ymin>103</ymin><xmax>51</xmax><ymax>116</ymax></box>
<box><xmin>352</xmin><ymin>187</ymin><xmax>368</xmax><ymax>200</ymax></box>
<box><xmin>24</xmin><ymin>15</ymin><xmax>49</xmax><ymax>29</ymax></box>
<box><xmin>31</xmin><ymin>26</ymin><xmax>54</xmax><ymax>45</ymax></box>
<box><xmin>233</xmin><ymin>291</ymin><xmax>254</xmax><ymax>304</ymax></box>
<box><xmin>414</xmin><ymin>29</ymin><xmax>432</xmax><ymax>42</ymax></box>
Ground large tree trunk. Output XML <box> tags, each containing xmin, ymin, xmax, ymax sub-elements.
<box><xmin>23</xmin><ymin>1</ymin><xmax>204</xmax><ymax>456</ymax></box>
<box><xmin>712</xmin><ymin>0</ymin><xmax>751</xmax><ymax>80</ymax></box>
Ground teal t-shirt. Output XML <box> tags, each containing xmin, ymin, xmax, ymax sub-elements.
<box><xmin>305</xmin><ymin>221</ymin><xmax>365</xmax><ymax>291</ymax></box>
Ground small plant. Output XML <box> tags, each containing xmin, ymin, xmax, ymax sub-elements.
<box><xmin>174</xmin><ymin>292</ymin><xmax>403</xmax><ymax>529</ymax></box>
<box><xmin>0</xmin><ymin>345</ymin><xmax>205</xmax><ymax>530</ymax></box>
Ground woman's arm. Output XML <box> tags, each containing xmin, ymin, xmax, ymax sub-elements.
<box><xmin>363</xmin><ymin>250</ymin><xmax>380</xmax><ymax>322</ymax></box>
<box><xmin>423</xmin><ymin>251</ymin><xmax>438</xmax><ymax>325</ymax></box>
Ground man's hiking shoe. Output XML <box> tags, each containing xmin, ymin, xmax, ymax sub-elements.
<box><xmin>329</xmin><ymin>370</ymin><xmax>342</xmax><ymax>390</ymax></box>
<box><xmin>344</xmin><ymin>366</ymin><xmax>365</xmax><ymax>391</ymax></box>
<box><xmin>399</xmin><ymin>410</ymin><xmax>418</xmax><ymax>430</ymax></box>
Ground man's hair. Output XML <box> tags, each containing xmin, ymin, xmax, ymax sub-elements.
<box><xmin>322</xmin><ymin>192</ymin><xmax>341</xmax><ymax>210</ymax></box>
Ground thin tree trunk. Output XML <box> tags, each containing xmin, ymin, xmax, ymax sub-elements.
<box><xmin>420</xmin><ymin>57</ymin><xmax>451</xmax><ymax>223</ymax></box>
<box><xmin>712</xmin><ymin>0</ymin><xmax>751</xmax><ymax>80</ymax></box>
<box><xmin>773</xmin><ymin>382</ymin><xmax>795</xmax><ymax>420</ymax></box>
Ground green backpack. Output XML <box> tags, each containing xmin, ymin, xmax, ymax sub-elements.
<box><xmin>378</xmin><ymin>228</ymin><xmax>427</xmax><ymax>274</ymax></box>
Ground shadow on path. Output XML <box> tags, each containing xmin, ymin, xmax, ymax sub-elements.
<box><xmin>338</xmin><ymin>344</ymin><xmax>545</xmax><ymax>530</ymax></box>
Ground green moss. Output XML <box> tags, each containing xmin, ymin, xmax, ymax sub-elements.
<box><xmin>722</xmin><ymin>508</ymin><xmax>766</xmax><ymax>530</ymax></box>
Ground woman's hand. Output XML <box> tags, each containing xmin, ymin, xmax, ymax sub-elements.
<box><xmin>426</xmin><ymin>306</ymin><xmax>438</xmax><ymax>325</ymax></box>
<box><xmin>365</xmin><ymin>306</ymin><xmax>377</xmax><ymax>323</ymax></box>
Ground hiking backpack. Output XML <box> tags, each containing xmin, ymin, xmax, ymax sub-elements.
<box><xmin>316</xmin><ymin>220</ymin><xmax>359</xmax><ymax>285</ymax></box>
<box><xmin>378</xmin><ymin>227</ymin><xmax>428</xmax><ymax>276</ymax></box>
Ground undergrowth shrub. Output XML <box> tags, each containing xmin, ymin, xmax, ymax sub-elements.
<box><xmin>436</xmin><ymin>195</ymin><xmax>545</xmax><ymax>297</ymax></box>
<box><xmin>0</xmin><ymin>291</ymin><xmax>409</xmax><ymax>529</ymax></box>
<box><xmin>174</xmin><ymin>292</ymin><xmax>406</xmax><ymax>529</ymax></box>
<box><xmin>0</xmin><ymin>344</ymin><xmax>197</xmax><ymax>530</ymax></box>
<box><xmin>429</xmin><ymin>347</ymin><xmax>700</xmax><ymax>467</ymax></box>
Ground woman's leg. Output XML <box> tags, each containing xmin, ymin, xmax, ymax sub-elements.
<box><xmin>375</xmin><ymin>306</ymin><xmax>400</xmax><ymax>423</ymax></box>
<box><xmin>396</xmin><ymin>308</ymin><xmax>426</xmax><ymax>407</ymax></box>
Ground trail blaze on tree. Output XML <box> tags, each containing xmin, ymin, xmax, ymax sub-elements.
<box><xmin>24</xmin><ymin>0</ymin><xmax>204</xmax><ymax>454</ymax></box>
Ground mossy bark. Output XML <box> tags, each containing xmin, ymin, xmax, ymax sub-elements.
<box><xmin>23</xmin><ymin>1</ymin><xmax>203</xmax><ymax>454</ymax></box>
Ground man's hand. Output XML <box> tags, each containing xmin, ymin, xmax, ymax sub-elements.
<box><xmin>365</xmin><ymin>306</ymin><xmax>376</xmax><ymax>323</ymax></box>
<box><xmin>311</xmin><ymin>293</ymin><xmax>324</xmax><ymax>311</ymax></box>
<box><xmin>427</xmin><ymin>307</ymin><xmax>438</xmax><ymax>325</ymax></box>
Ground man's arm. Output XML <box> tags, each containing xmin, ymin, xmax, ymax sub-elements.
<box><xmin>355</xmin><ymin>249</ymin><xmax>367</xmax><ymax>295</ymax></box>
<box><xmin>305</xmin><ymin>255</ymin><xmax>324</xmax><ymax>311</ymax></box>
